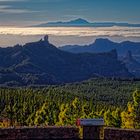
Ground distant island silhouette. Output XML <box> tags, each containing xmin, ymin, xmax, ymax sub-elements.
<box><xmin>33</xmin><ymin>18</ymin><xmax>140</xmax><ymax>27</ymax></box>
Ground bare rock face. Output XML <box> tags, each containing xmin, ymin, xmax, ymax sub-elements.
<box><xmin>44</xmin><ymin>35</ymin><xmax>49</xmax><ymax>42</ymax></box>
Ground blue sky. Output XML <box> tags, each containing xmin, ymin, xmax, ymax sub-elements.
<box><xmin>0</xmin><ymin>0</ymin><xmax>140</xmax><ymax>26</ymax></box>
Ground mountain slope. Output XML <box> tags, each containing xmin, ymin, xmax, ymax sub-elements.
<box><xmin>33</xmin><ymin>18</ymin><xmax>91</xmax><ymax>27</ymax></box>
<box><xmin>33</xmin><ymin>18</ymin><xmax>140</xmax><ymax>27</ymax></box>
<box><xmin>60</xmin><ymin>38</ymin><xmax>140</xmax><ymax>60</ymax></box>
<box><xmin>0</xmin><ymin>36</ymin><xmax>132</xmax><ymax>86</ymax></box>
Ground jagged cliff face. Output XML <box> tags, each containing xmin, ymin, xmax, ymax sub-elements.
<box><xmin>0</xmin><ymin>37</ymin><xmax>132</xmax><ymax>86</ymax></box>
<box><xmin>122</xmin><ymin>51</ymin><xmax>140</xmax><ymax>77</ymax></box>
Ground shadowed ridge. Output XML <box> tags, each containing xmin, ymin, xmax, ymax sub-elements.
<box><xmin>0</xmin><ymin>36</ymin><xmax>133</xmax><ymax>86</ymax></box>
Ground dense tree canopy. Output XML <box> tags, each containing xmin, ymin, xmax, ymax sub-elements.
<box><xmin>0</xmin><ymin>79</ymin><xmax>139</xmax><ymax>129</ymax></box>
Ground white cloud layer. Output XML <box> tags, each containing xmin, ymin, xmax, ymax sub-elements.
<box><xmin>0</xmin><ymin>27</ymin><xmax>140</xmax><ymax>38</ymax></box>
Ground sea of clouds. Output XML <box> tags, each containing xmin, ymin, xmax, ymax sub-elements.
<box><xmin>0</xmin><ymin>26</ymin><xmax>140</xmax><ymax>37</ymax></box>
<box><xmin>0</xmin><ymin>26</ymin><xmax>140</xmax><ymax>47</ymax></box>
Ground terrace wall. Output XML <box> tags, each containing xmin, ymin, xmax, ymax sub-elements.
<box><xmin>0</xmin><ymin>126</ymin><xmax>140</xmax><ymax>140</ymax></box>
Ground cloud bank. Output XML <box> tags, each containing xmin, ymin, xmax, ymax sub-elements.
<box><xmin>0</xmin><ymin>26</ymin><xmax>140</xmax><ymax>38</ymax></box>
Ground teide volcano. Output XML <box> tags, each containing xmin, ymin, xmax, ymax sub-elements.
<box><xmin>0</xmin><ymin>36</ymin><xmax>132</xmax><ymax>86</ymax></box>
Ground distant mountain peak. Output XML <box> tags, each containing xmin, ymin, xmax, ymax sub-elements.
<box><xmin>33</xmin><ymin>18</ymin><xmax>92</xmax><ymax>27</ymax></box>
<box><xmin>95</xmin><ymin>38</ymin><xmax>112</xmax><ymax>43</ymax></box>
<box><xmin>93</xmin><ymin>38</ymin><xmax>116</xmax><ymax>47</ymax></box>
<box><xmin>69</xmin><ymin>18</ymin><xmax>90</xmax><ymax>24</ymax></box>
<box><xmin>33</xmin><ymin>18</ymin><xmax>140</xmax><ymax>27</ymax></box>
<box><xmin>49</xmin><ymin>18</ymin><xmax>90</xmax><ymax>25</ymax></box>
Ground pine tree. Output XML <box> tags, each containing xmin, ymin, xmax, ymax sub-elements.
<box><xmin>34</xmin><ymin>102</ymin><xmax>49</xmax><ymax>126</ymax></box>
<box><xmin>121</xmin><ymin>89</ymin><xmax>140</xmax><ymax>129</ymax></box>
